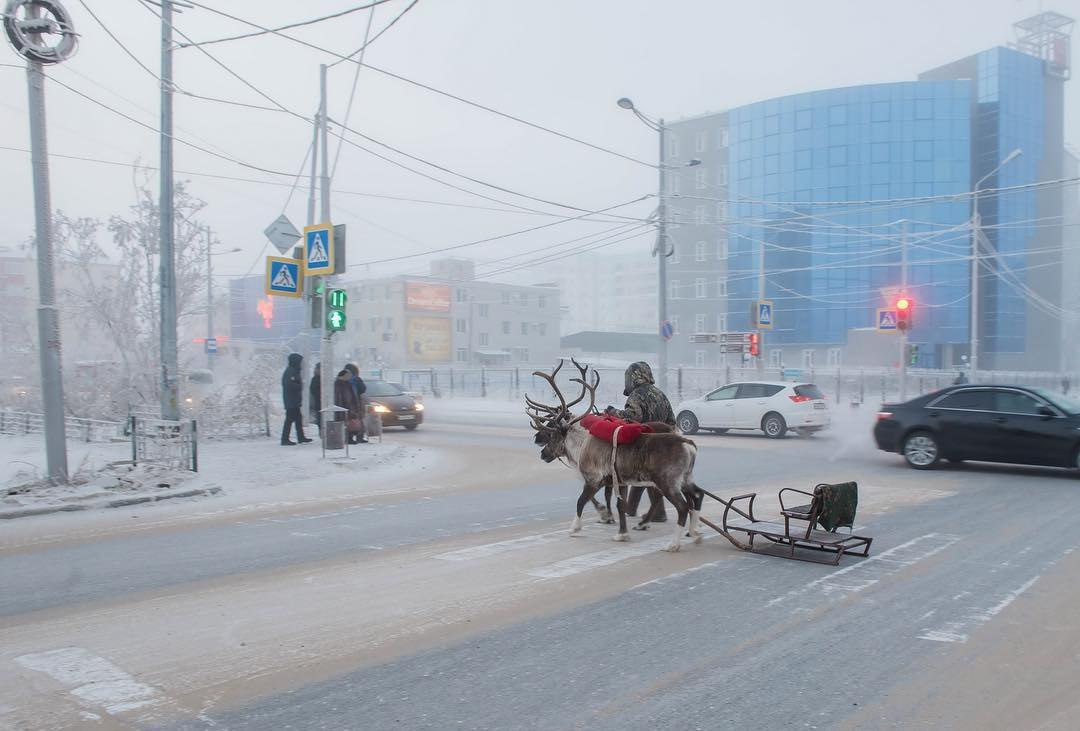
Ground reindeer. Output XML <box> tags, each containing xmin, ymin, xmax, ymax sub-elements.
<box><xmin>527</xmin><ymin>363</ymin><xmax>704</xmax><ymax>552</ymax></box>
<box><xmin>527</xmin><ymin>360</ymin><xmax>674</xmax><ymax>530</ymax></box>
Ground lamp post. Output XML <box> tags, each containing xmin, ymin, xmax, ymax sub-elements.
<box><xmin>204</xmin><ymin>230</ymin><xmax>240</xmax><ymax>371</ymax></box>
<box><xmin>970</xmin><ymin>148</ymin><xmax>1021</xmax><ymax>380</ymax></box>
<box><xmin>616</xmin><ymin>97</ymin><xmax>699</xmax><ymax>392</ymax></box>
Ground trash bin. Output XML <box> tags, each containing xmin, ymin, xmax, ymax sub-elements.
<box><xmin>320</xmin><ymin>405</ymin><xmax>348</xmax><ymax>455</ymax></box>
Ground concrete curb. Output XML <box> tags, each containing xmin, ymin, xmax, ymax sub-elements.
<box><xmin>0</xmin><ymin>486</ymin><xmax>223</xmax><ymax>520</ymax></box>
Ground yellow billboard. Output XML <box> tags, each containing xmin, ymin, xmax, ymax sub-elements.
<box><xmin>406</xmin><ymin>317</ymin><xmax>452</xmax><ymax>363</ymax></box>
<box><xmin>406</xmin><ymin>282</ymin><xmax>451</xmax><ymax>312</ymax></box>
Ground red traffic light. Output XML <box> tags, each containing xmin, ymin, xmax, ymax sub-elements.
<box><xmin>895</xmin><ymin>297</ymin><xmax>913</xmax><ymax>332</ymax></box>
<box><xmin>749</xmin><ymin>332</ymin><xmax>760</xmax><ymax>357</ymax></box>
<box><xmin>896</xmin><ymin>297</ymin><xmax>911</xmax><ymax>311</ymax></box>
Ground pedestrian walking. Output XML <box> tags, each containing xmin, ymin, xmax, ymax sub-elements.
<box><xmin>334</xmin><ymin>369</ymin><xmax>362</xmax><ymax>445</ymax></box>
<box><xmin>344</xmin><ymin>363</ymin><xmax>368</xmax><ymax>444</ymax></box>
<box><xmin>309</xmin><ymin>363</ymin><xmax>321</xmax><ymax>435</ymax></box>
<box><xmin>1062</xmin><ymin>376</ymin><xmax>1071</xmax><ymax>395</ymax></box>
<box><xmin>281</xmin><ymin>352</ymin><xmax>311</xmax><ymax>445</ymax></box>
<box><xmin>604</xmin><ymin>361</ymin><xmax>676</xmax><ymax>523</ymax></box>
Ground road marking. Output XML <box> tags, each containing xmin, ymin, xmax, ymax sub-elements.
<box><xmin>434</xmin><ymin>530</ymin><xmax>566</xmax><ymax>561</ymax></box>
<box><xmin>527</xmin><ymin>534</ymin><xmax>689</xmax><ymax>579</ymax></box>
<box><xmin>766</xmin><ymin>533</ymin><xmax>963</xmax><ymax>608</ymax></box>
<box><xmin>15</xmin><ymin>647</ymin><xmax>162</xmax><ymax>715</ymax></box>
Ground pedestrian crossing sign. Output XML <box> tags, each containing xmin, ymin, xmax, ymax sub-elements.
<box><xmin>757</xmin><ymin>300</ymin><xmax>773</xmax><ymax>329</ymax></box>
<box><xmin>877</xmin><ymin>308</ymin><xmax>898</xmax><ymax>332</ymax></box>
<box><xmin>265</xmin><ymin>256</ymin><xmax>303</xmax><ymax>298</ymax></box>
<box><xmin>303</xmin><ymin>223</ymin><xmax>334</xmax><ymax>275</ymax></box>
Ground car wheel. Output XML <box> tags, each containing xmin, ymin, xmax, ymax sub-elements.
<box><xmin>903</xmin><ymin>431</ymin><xmax>940</xmax><ymax>469</ymax></box>
<box><xmin>762</xmin><ymin>413</ymin><xmax>787</xmax><ymax>439</ymax></box>
<box><xmin>404</xmin><ymin>423</ymin><xmax>419</xmax><ymax>431</ymax></box>
<box><xmin>677</xmin><ymin>411</ymin><xmax>699</xmax><ymax>435</ymax></box>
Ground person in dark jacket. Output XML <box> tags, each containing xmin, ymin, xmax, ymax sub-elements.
<box><xmin>281</xmin><ymin>352</ymin><xmax>311</xmax><ymax>445</ymax></box>
<box><xmin>605</xmin><ymin>361</ymin><xmax>676</xmax><ymax>522</ymax></box>
<box><xmin>333</xmin><ymin>368</ymin><xmax>360</xmax><ymax>443</ymax></box>
<box><xmin>309</xmin><ymin>363</ymin><xmax>321</xmax><ymax>435</ymax></box>
<box><xmin>344</xmin><ymin>363</ymin><xmax>368</xmax><ymax>444</ymax></box>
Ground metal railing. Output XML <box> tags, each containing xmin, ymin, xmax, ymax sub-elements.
<box><xmin>0</xmin><ymin>410</ymin><xmax>125</xmax><ymax>442</ymax></box>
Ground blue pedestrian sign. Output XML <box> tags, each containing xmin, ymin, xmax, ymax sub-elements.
<box><xmin>205</xmin><ymin>337</ymin><xmax>218</xmax><ymax>354</ymax></box>
<box><xmin>265</xmin><ymin>256</ymin><xmax>303</xmax><ymax>298</ymax></box>
<box><xmin>757</xmin><ymin>300</ymin><xmax>774</xmax><ymax>330</ymax></box>
<box><xmin>877</xmin><ymin>308</ymin><xmax>898</xmax><ymax>332</ymax></box>
<box><xmin>304</xmin><ymin>223</ymin><xmax>335</xmax><ymax>275</ymax></box>
<box><xmin>660</xmin><ymin>320</ymin><xmax>674</xmax><ymax>341</ymax></box>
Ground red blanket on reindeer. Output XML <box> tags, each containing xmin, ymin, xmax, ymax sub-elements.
<box><xmin>580</xmin><ymin>414</ymin><xmax>654</xmax><ymax>444</ymax></box>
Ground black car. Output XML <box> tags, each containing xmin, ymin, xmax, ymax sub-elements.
<box><xmin>874</xmin><ymin>385</ymin><xmax>1080</xmax><ymax>471</ymax></box>
<box><xmin>364</xmin><ymin>380</ymin><xmax>424</xmax><ymax>430</ymax></box>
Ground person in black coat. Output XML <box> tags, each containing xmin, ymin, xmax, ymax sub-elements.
<box><xmin>333</xmin><ymin>369</ymin><xmax>361</xmax><ymax>444</ymax></box>
<box><xmin>281</xmin><ymin>352</ymin><xmax>311</xmax><ymax>445</ymax></box>
<box><xmin>344</xmin><ymin>363</ymin><xmax>368</xmax><ymax>444</ymax></box>
<box><xmin>309</xmin><ymin>363</ymin><xmax>321</xmax><ymax>435</ymax></box>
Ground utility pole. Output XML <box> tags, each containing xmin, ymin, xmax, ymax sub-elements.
<box><xmin>305</xmin><ymin>105</ymin><xmax>320</xmax><ymax>401</ymax></box>
<box><xmin>5</xmin><ymin>0</ymin><xmax>77</xmax><ymax>482</ymax></box>
<box><xmin>159</xmin><ymin>0</ymin><xmax>179</xmax><ymax>420</ymax></box>
<box><xmin>318</xmin><ymin>63</ymin><xmax>333</xmax><ymax>417</ymax></box>
<box><xmin>757</xmin><ymin>228</ymin><xmax>766</xmax><ymax>376</ymax></box>
<box><xmin>656</xmin><ymin>119</ymin><xmax>669</xmax><ymax>392</ymax></box>
<box><xmin>899</xmin><ymin>220</ymin><xmax>908</xmax><ymax>400</ymax></box>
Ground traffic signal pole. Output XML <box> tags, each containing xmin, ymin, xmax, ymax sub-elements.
<box><xmin>318</xmin><ymin>63</ymin><xmax>334</xmax><ymax>419</ymax></box>
<box><xmin>899</xmin><ymin>220</ymin><xmax>908</xmax><ymax>401</ymax></box>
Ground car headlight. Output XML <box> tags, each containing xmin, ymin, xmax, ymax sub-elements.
<box><xmin>414</xmin><ymin>403</ymin><xmax>424</xmax><ymax>411</ymax></box>
<box><xmin>372</xmin><ymin>404</ymin><xmax>390</xmax><ymax>413</ymax></box>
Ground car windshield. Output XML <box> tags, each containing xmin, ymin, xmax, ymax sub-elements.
<box><xmin>365</xmin><ymin>380</ymin><xmax>404</xmax><ymax>397</ymax></box>
<box><xmin>1030</xmin><ymin>388</ymin><xmax>1080</xmax><ymax>415</ymax></box>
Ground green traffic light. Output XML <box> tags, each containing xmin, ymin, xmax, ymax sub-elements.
<box><xmin>327</xmin><ymin>309</ymin><xmax>346</xmax><ymax>332</ymax></box>
<box><xmin>329</xmin><ymin>288</ymin><xmax>347</xmax><ymax>308</ymax></box>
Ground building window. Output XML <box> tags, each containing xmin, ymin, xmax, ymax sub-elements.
<box><xmin>695</xmin><ymin>205</ymin><xmax>707</xmax><ymax>225</ymax></box>
<box><xmin>695</xmin><ymin>313</ymin><xmax>707</xmax><ymax>332</ymax></box>
<box><xmin>769</xmin><ymin>350</ymin><xmax>783</xmax><ymax>367</ymax></box>
<box><xmin>668</xmin><ymin>134</ymin><xmax>679</xmax><ymax>159</ymax></box>
<box><xmin>695</xmin><ymin>350</ymin><xmax>706</xmax><ymax>368</ymax></box>
<box><xmin>456</xmin><ymin>318</ymin><xmax>467</xmax><ymax>334</ymax></box>
<box><xmin>695</xmin><ymin>241</ymin><xmax>706</xmax><ymax>262</ymax></box>
<box><xmin>671</xmin><ymin>315</ymin><xmax>679</xmax><ymax>334</ymax></box>
<box><xmin>670</xmin><ymin>279</ymin><xmax>680</xmax><ymax>299</ymax></box>
<box><xmin>716</xmin><ymin>165</ymin><xmax>728</xmax><ymax>186</ymax></box>
<box><xmin>538</xmin><ymin>295</ymin><xmax>547</xmax><ymax>309</ymax></box>
<box><xmin>696</xmin><ymin>168</ymin><xmax>707</xmax><ymax>189</ymax></box>
<box><xmin>827</xmin><ymin>348</ymin><xmax>842</xmax><ymax>367</ymax></box>
<box><xmin>384</xmin><ymin>287</ymin><xmax>392</xmax><ymax>301</ymax></box>
<box><xmin>717</xmin><ymin>201</ymin><xmax>728</xmax><ymax>220</ymax></box>
<box><xmin>669</xmin><ymin>174</ymin><xmax>680</xmax><ymax>196</ymax></box>
<box><xmin>502</xmin><ymin>292</ymin><xmax>511</xmax><ymax>306</ymax></box>
<box><xmin>502</xmin><ymin>320</ymin><xmax>510</xmax><ymax>335</ymax></box>
<box><xmin>538</xmin><ymin>323</ymin><xmax>546</xmax><ymax>336</ymax></box>
<box><xmin>717</xmin><ymin>238</ymin><xmax>728</xmax><ymax>259</ymax></box>
<box><xmin>456</xmin><ymin>348</ymin><xmax>467</xmax><ymax>363</ymax></box>
<box><xmin>521</xmin><ymin>322</ymin><xmax>528</xmax><ymax>335</ymax></box>
<box><xmin>456</xmin><ymin>288</ymin><xmax>467</xmax><ymax>303</ymax></box>
<box><xmin>718</xmin><ymin>313</ymin><xmax>728</xmax><ymax>332</ymax></box>
<box><xmin>796</xmin><ymin>109</ymin><xmax>812</xmax><ymax>130</ymax></box>
<box><xmin>515</xmin><ymin>347</ymin><xmax>530</xmax><ymax>362</ymax></box>
<box><xmin>478</xmin><ymin>303</ymin><xmax>489</xmax><ymax>318</ymax></box>
<box><xmin>717</xmin><ymin>279</ymin><xmax>727</xmax><ymax>296</ymax></box>
<box><xmin>802</xmin><ymin>349</ymin><xmax>815</xmax><ymax>368</ymax></box>
<box><xmin>385</xmin><ymin>317</ymin><xmax>393</xmax><ymax>330</ymax></box>
<box><xmin>520</xmin><ymin>293</ymin><xmax>529</xmax><ymax>307</ymax></box>
<box><xmin>695</xmin><ymin>278</ymin><xmax>706</xmax><ymax>299</ymax></box>
<box><xmin>369</xmin><ymin>317</ymin><xmax>379</xmax><ymax>332</ymax></box>
<box><xmin>479</xmin><ymin>332</ymin><xmax>489</xmax><ymax>346</ymax></box>
<box><xmin>367</xmin><ymin>287</ymin><xmax>376</xmax><ymax>302</ymax></box>
<box><xmin>828</xmin><ymin>105</ymin><xmax>846</xmax><ymax>126</ymax></box>
<box><xmin>695</xmin><ymin>130</ymin><xmax>707</xmax><ymax>153</ymax></box>
<box><xmin>718</xmin><ymin>128</ymin><xmax>729</xmax><ymax>148</ymax></box>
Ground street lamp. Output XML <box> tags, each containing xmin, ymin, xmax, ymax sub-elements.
<box><xmin>617</xmin><ymin>97</ymin><xmax>698</xmax><ymax>392</ymax></box>
<box><xmin>970</xmin><ymin>148</ymin><xmax>1022</xmax><ymax>379</ymax></box>
<box><xmin>205</xmin><ymin>229</ymin><xmax>241</xmax><ymax>370</ymax></box>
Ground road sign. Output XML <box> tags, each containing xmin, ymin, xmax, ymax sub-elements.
<box><xmin>265</xmin><ymin>256</ymin><xmax>303</xmax><ymax>298</ymax></box>
<box><xmin>263</xmin><ymin>214</ymin><xmax>301</xmax><ymax>255</ymax></box>
<box><xmin>205</xmin><ymin>337</ymin><xmax>218</xmax><ymax>354</ymax></box>
<box><xmin>689</xmin><ymin>333</ymin><xmax>718</xmax><ymax>343</ymax></box>
<box><xmin>756</xmin><ymin>300</ymin><xmax>774</xmax><ymax>329</ymax></box>
<box><xmin>660</xmin><ymin>320</ymin><xmax>674</xmax><ymax>341</ymax></box>
<box><xmin>303</xmin><ymin>223</ymin><xmax>335</xmax><ymax>275</ymax></box>
<box><xmin>877</xmin><ymin>308</ymin><xmax>898</xmax><ymax>332</ymax></box>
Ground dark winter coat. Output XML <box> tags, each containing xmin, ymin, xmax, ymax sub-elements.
<box><xmin>334</xmin><ymin>376</ymin><xmax>360</xmax><ymax>418</ymax></box>
<box><xmin>282</xmin><ymin>353</ymin><xmax>304</xmax><ymax>409</ymax></box>
<box><xmin>344</xmin><ymin>363</ymin><xmax>367</xmax><ymax>401</ymax></box>
<box><xmin>309</xmin><ymin>369</ymin><xmax>321</xmax><ymax>415</ymax></box>
<box><xmin>610</xmin><ymin>361</ymin><xmax>675</xmax><ymax>426</ymax></box>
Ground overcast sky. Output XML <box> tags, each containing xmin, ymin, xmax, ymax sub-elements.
<box><xmin>1</xmin><ymin>0</ymin><xmax>1077</xmax><ymax>284</ymax></box>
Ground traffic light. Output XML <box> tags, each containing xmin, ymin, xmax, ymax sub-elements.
<box><xmin>748</xmin><ymin>332</ymin><xmax>760</xmax><ymax>357</ymax></box>
<box><xmin>895</xmin><ymin>297</ymin><xmax>913</xmax><ymax>332</ymax></box>
<box><xmin>309</xmin><ymin>277</ymin><xmax>324</xmax><ymax>328</ymax></box>
<box><xmin>326</xmin><ymin>288</ymin><xmax>347</xmax><ymax>333</ymax></box>
<box><xmin>907</xmin><ymin>343</ymin><xmax>919</xmax><ymax>366</ymax></box>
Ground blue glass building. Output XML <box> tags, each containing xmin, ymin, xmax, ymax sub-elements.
<box><xmin>665</xmin><ymin>34</ymin><xmax>1067</xmax><ymax>371</ymax></box>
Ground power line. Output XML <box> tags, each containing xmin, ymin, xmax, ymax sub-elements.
<box><xmin>76</xmin><ymin>0</ymin><xmax>159</xmax><ymax>80</ymax></box>
<box><xmin>328</xmin><ymin>0</ymin><xmax>420</xmax><ymax>68</ymax></box>
<box><xmin>177</xmin><ymin>0</ymin><xmax>656</xmax><ymax>169</ymax></box>
<box><xmin>175</xmin><ymin>1</ymin><xmax>397</xmax><ymax>49</ymax></box>
<box><xmin>331</xmin><ymin>2</ymin><xmax>377</xmax><ymax>180</ymax></box>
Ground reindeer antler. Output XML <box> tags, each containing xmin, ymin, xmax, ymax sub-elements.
<box><xmin>530</xmin><ymin>360</ymin><xmax>568</xmax><ymax>414</ymax></box>
<box><xmin>568</xmin><ymin>370</ymin><xmax>600</xmax><ymax>426</ymax></box>
<box><xmin>564</xmin><ymin>358</ymin><xmax>592</xmax><ymax>411</ymax></box>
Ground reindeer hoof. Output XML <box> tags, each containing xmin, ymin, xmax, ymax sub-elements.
<box><xmin>596</xmin><ymin>517</ymin><xmax>615</xmax><ymax>525</ymax></box>
<box><xmin>597</xmin><ymin>510</ymin><xmax>613</xmax><ymax>523</ymax></box>
<box><xmin>632</xmin><ymin>523</ymin><xmax>650</xmax><ymax>531</ymax></box>
<box><xmin>612</xmin><ymin>533</ymin><xmax>630</xmax><ymax>542</ymax></box>
<box><xmin>663</xmin><ymin>542</ymin><xmax>682</xmax><ymax>553</ymax></box>
<box><xmin>692</xmin><ymin>533</ymin><xmax>703</xmax><ymax>544</ymax></box>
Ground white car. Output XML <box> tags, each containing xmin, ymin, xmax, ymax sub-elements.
<box><xmin>674</xmin><ymin>381</ymin><xmax>830</xmax><ymax>438</ymax></box>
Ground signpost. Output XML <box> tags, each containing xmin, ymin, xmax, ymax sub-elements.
<box><xmin>265</xmin><ymin>256</ymin><xmax>303</xmax><ymax>297</ymax></box>
<box><xmin>689</xmin><ymin>332</ymin><xmax>754</xmax><ymax>352</ymax></box>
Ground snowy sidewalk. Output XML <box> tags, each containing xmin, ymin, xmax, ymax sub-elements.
<box><xmin>1</xmin><ymin>435</ymin><xmax>439</xmax><ymax>520</ymax></box>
